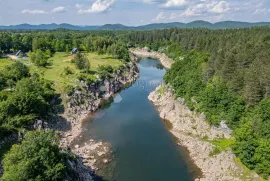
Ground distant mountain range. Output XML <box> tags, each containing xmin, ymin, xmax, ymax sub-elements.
<box><xmin>1</xmin><ymin>21</ymin><xmax>270</xmax><ymax>31</ymax></box>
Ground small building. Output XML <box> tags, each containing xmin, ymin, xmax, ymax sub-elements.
<box><xmin>71</xmin><ymin>48</ymin><xmax>78</xmax><ymax>55</ymax></box>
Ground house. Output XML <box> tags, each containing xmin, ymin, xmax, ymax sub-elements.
<box><xmin>71</xmin><ymin>48</ymin><xmax>78</xmax><ymax>55</ymax></box>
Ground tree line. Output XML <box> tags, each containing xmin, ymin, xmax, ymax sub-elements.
<box><xmin>0</xmin><ymin>28</ymin><xmax>269</xmax><ymax>179</ymax></box>
<box><xmin>124</xmin><ymin>27</ymin><xmax>270</xmax><ymax>178</ymax></box>
<box><xmin>0</xmin><ymin>30</ymin><xmax>130</xmax><ymax>63</ymax></box>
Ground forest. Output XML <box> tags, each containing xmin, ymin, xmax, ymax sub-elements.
<box><xmin>0</xmin><ymin>27</ymin><xmax>269</xmax><ymax>179</ymax></box>
<box><xmin>125</xmin><ymin>27</ymin><xmax>270</xmax><ymax>178</ymax></box>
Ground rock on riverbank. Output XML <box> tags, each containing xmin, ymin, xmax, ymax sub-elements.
<box><xmin>129</xmin><ymin>47</ymin><xmax>172</xmax><ymax>69</ymax></box>
<box><xmin>148</xmin><ymin>85</ymin><xmax>262</xmax><ymax>181</ymax></box>
<box><xmin>59</xmin><ymin>61</ymin><xmax>139</xmax><ymax>180</ymax></box>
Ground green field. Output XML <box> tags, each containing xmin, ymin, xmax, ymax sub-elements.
<box><xmin>0</xmin><ymin>52</ymin><xmax>124</xmax><ymax>92</ymax></box>
<box><xmin>0</xmin><ymin>58</ymin><xmax>13</xmax><ymax>70</ymax></box>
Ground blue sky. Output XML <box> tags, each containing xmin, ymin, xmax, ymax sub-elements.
<box><xmin>0</xmin><ymin>0</ymin><xmax>269</xmax><ymax>25</ymax></box>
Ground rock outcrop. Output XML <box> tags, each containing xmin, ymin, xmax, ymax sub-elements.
<box><xmin>65</xmin><ymin>62</ymin><xmax>139</xmax><ymax>122</ymax></box>
<box><xmin>129</xmin><ymin>47</ymin><xmax>172</xmax><ymax>69</ymax></box>
<box><xmin>149</xmin><ymin>85</ymin><xmax>262</xmax><ymax>181</ymax></box>
<box><xmin>59</xmin><ymin>61</ymin><xmax>139</xmax><ymax>180</ymax></box>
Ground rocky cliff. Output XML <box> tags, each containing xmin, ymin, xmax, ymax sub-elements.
<box><xmin>59</xmin><ymin>61</ymin><xmax>139</xmax><ymax>180</ymax></box>
<box><xmin>129</xmin><ymin>47</ymin><xmax>172</xmax><ymax>69</ymax></box>
<box><xmin>65</xmin><ymin>62</ymin><xmax>139</xmax><ymax>124</ymax></box>
<box><xmin>148</xmin><ymin>85</ymin><xmax>262</xmax><ymax>181</ymax></box>
<box><xmin>129</xmin><ymin>48</ymin><xmax>261</xmax><ymax>181</ymax></box>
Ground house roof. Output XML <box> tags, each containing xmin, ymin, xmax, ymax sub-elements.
<box><xmin>71</xmin><ymin>48</ymin><xmax>78</xmax><ymax>54</ymax></box>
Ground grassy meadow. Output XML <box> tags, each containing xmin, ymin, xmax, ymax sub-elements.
<box><xmin>0</xmin><ymin>52</ymin><xmax>124</xmax><ymax>92</ymax></box>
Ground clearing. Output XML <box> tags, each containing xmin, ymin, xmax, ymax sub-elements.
<box><xmin>0</xmin><ymin>52</ymin><xmax>124</xmax><ymax>92</ymax></box>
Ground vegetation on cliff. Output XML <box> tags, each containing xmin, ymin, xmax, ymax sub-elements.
<box><xmin>126</xmin><ymin>27</ymin><xmax>270</xmax><ymax>178</ymax></box>
<box><xmin>0</xmin><ymin>31</ymin><xmax>130</xmax><ymax>179</ymax></box>
<box><xmin>0</xmin><ymin>27</ymin><xmax>269</xmax><ymax>179</ymax></box>
<box><xmin>1</xmin><ymin>131</ymin><xmax>72</xmax><ymax>181</ymax></box>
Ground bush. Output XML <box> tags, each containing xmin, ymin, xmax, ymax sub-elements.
<box><xmin>77</xmin><ymin>73</ymin><xmax>96</xmax><ymax>84</ymax></box>
<box><xmin>64</xmin><ymin>85</ymin><xmax>74</xmax><ymax>96</ymax></box>
<box><xmin>3</xmin><ymin>61</ymin><xmax>30</xmax><ymax>82</ymax></box>
<box><xmin>0</xmin><ymin>77</ymin><xmax>55</xmax><ymax>128</ymax></box>
<box><xmin>30</xmin><ymin>49</ymin><xmax>49</xmax><ymax>67</ymax></box>
<box><xmin>73</xmin><ymin>53</ymin><xmax>90</xmax><ymax>71</ymax></box>
<box><xmin>97</xmin><ymin>65</ymin><xmax>113</xmax><ymax>79</ymax></box>
<box><xmin>63</xmin><ymin>66</ymin><xmax>73</xmax><ymax>75</ymax></box>
<box><xmin>2</xmin><ymin>131</ymin><xmax>69</xmax><ymax>181</ymax></box>
<box><xmin>209</xmin><ymin>146</ymin><xmax>222</xmax><ymax>157</ymax></box>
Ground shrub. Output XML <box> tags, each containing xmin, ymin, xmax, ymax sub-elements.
<box><xmin>73</xmin><ymin>53</ymin><xmax>90</xmax><ymax>71</ymax></box>
<box><xmin>30</xmin><ymin>49</ymin><xmax>49</xmax><ymax>67</ymax></box>
<box><xmin>2</xmin><ymin>131</ymin><xmax>69</xmax><ymax>181</ymax></box>
<box><xmin>63</xmin><ymin>66</ymin><xmax>73</xmax><ymax>75</ymax></box>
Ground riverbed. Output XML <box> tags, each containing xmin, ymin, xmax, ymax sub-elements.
<box><xmin>77</xmin><ymin>58</ymin><xmax>200</xmax><ymax>181</ymax></box>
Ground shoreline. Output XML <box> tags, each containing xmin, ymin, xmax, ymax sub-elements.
<box><xmin>148</xmin><ymin>85</ymin><xmax>262</xmax><ymax>181</ymax></box>
<box><xmin>129</xmin><ymin>47</ymin><xmax>172</xmax><ymax>69</ymax></box>
<box><xmin>131</xmin><ymin>48</ymin><xmax>261</xmax><ymax>181</ymax></box>
<box><xmin>59</xmin><ymin>61</ymin><xmax>139</xmax><ymax>180</ymax></box>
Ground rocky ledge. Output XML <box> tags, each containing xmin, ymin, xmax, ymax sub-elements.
<box><xmin>59</xmin><ymin>61</ymin><xmax>139</xmax><ymax>180</ymax></box>
<box><xmin>129</xmin><ymin>47</ymin><xmax>172</xmax><ymax>69</ymax></box>
<box><xmin>148</xmin><ymin>85</ymin><xmax>262</xmax><ymax>181</ymax></box>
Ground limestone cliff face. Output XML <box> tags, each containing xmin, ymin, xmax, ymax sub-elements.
<box><xmin>130</xmin><ymin>49</ymin><xmax>261</xmax><ymax>181</ymax></box>
<box><xmin>129</xmin><ymin>48</ymin><xmax>172</xmax><ymax>69</ymax></box>
<box><xmin>148</xmin><ymin>85</ymin><xmax>261</xmax><ymax>181</ymax></box>
<box><xmin>59</xmin><ymin>61</ymin><xmax>139</xmax><ymax>181</ymax></box>
<box><xmin>65</xmin><ymin>61</ymin><xmax>139</xmax><ymax>124</ymax></box>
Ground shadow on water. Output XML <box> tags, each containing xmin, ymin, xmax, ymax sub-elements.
<box><xmin>76</xmin><ymin>58</ymin><xmax>202</xmax><ymax>181</ymax></box>
<box><xmin>93</xmin><ymin>175</ymin><xmax>114</xmax><ymax>181</ymax></box>
<box><xmin>162</xmin><ymin>118</ymin><xmax>203</xmax><ymax>179</ymax></box>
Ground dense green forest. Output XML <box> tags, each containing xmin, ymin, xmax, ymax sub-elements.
<box><xmin>0</xmin><ymin>27</ymin><xmax>270</xmax><ymax>179</ymax></box>
<box><xmin>125</xmin><ymin>27</ymin><xmax>270</xmax><ymax>178</ymax></box>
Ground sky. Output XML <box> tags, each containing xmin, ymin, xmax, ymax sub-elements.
<box><xmin>0</xmin><ymin>0</ymin><xmax>269</xmax><ymax>26</ymax></box>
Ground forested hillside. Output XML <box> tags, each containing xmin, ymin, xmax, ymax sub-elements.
<box><xmin>125</xmin><ymin>27</ymin><xmax>270</xmax><ymax>178</ymax></box>
<box><xmin>1</xmin><ymin>21</ymin><xmax>270</xmax><ymax>30</ymax></box>
<box><xmin>0</xmin><ymin>27</ymin><xmax>269</xmax><ymax>179</ymax></box>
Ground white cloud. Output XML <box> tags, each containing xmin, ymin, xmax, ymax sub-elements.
<box><xmin>152</xmin><ymin>12</ymin><xmax>167</xmax><ymax>22</ymax></box>
<box><xmin>161</xmin><ymin>0</ymin><xmax>188</xmax><ymax>8</ymax></box>
<box><xmin>21</xmin><ymin>9</ymin><xmax>47</xmax><ymax>14</ymax></box>
<box><xmin>78</xmin><ymin>0</ymin><xmax>115</xmax><ymax>14</ymax></box>
<box><xmin>169</xmin><ymin>0</ymin><xmax>231</xmax><ymax>19</ymax></box>
<box><xmin>51</xmin><ymin>6</ymin><xmax>67</xmax><ymax>13</ymax></box>
<box><xmin>75</xmin><ymin>3</ymin><xmax>84</xmax><ymax>9</ymax></box>
<box><xmin>252</xmin><ymin>8</ymin><xmax>270</xmax><ymax>15</ymax></box>
<box><xmin>210</xmin><ymin>1</ymin><xmax>230</xmax><ymax>13</ymax></box>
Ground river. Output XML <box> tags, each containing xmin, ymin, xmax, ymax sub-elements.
<box><xmin>79</xmin><ymin>58</ymin><xmax>199</xmax><ymax>181</ymax></box>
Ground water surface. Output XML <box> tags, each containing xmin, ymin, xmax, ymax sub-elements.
<box><xmin>81</xmin><ymin>58</ymin><xmax>198</xmax><ymax>181</ymax></box>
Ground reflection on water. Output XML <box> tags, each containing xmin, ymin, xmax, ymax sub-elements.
<box><xmin>79</xmin><ymin>58</ymin><xmax>200</xmax><ymax>181</ymax></box>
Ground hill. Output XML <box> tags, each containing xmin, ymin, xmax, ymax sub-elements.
<box><xmin>1</xmin><ymin>21</ymin><xmax>270</xmax><ymax>31</ymax></box>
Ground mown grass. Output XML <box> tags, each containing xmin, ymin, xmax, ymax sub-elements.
<box><xmin>85</xmin><ymin>53</ymin><xmax>123</xmax><ymax>70</ymax></box>
<box><xmin>0</xmin><ymin>52</ymin><xmax>124</xmax><ymax>92</ymax></box>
